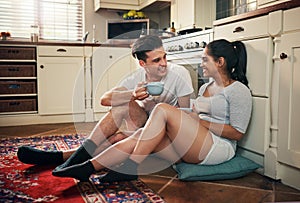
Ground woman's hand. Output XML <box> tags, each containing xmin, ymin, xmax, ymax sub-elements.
<box><xmin>132</xmin><ymin>82</ymin><xmax>149</xmax><ymax>101</ymax></box>
<box><xmin>192</xmin><ymin>97</ymin><xmax>210</xmax><ymax>114</ymax></box>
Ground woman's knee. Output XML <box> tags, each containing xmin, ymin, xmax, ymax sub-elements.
<box><xmin>152</xmin><ymin>103</ymin><xmax>177</xmax><ymax>120</ymax></box>
<box><xmin>152</xmin><ymin>103</ymin><xmax>171</xmax><ymax>113</ymax></box>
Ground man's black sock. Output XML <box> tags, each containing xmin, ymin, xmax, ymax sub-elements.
<box><xmin>53</xmin><ymin>139</ymin><xmax>97</xmax><ymax>171</ymax></box>
<box><xmin>100</xmin><ymin>158</ymin><xmax>138</xmax><ymax>183</ymax></box>
<box><xmin>52</xmin><ymin>160</ymin><xmax>95</xmax><ymax>182</ymax></box>
<box><xmin>17</xmin><ymin>146</ymin><xmax>64</xmax><ymax>165</ymax></box>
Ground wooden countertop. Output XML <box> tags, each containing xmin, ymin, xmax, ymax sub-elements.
<box><xmin>214</xmin><ymin>0</ymin><xmax>300</xmax><ymax>26</ymax></box>
<box><xmin>0</xmin><ymin>39</ymin><xmax>131</xmax><ymax>48</ymax></box>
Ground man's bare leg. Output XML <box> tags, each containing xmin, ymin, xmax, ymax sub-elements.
<box><xmin>17</xmin><ymin>100</ymin><xmax>147</xmax><ymax>166</ymax></box>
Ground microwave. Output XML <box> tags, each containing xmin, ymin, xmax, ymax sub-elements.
<box><xmin>106</xmin><ymin>19</ymin><xmax>149</xmax><ymax>43</ymax></box>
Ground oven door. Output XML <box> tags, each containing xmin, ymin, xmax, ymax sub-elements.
<box><xmin>167</xmin><ymin>52</ymin><xmax>209</xmax><ymax>98</ymax></box>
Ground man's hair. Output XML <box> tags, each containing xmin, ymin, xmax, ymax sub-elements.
<box><xmin>131</xmin><ymin>35</ymin><xmax>163</xmax><ymax>62</ymax></box>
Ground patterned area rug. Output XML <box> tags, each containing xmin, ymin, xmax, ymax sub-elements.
<box><xmin>0</xmin><ymin>134</ymin><xmax>166</xmax><ymax>203</ymax></box>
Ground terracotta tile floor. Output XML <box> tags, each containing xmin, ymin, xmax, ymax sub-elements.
<box><xmin>1</xmin><ymin>122</ymin><xmax>300</xmax><ymax>203</ymax></box>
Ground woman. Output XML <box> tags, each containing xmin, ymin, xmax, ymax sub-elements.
<box><xmin>52</xmin><ymin>39</ymin><xmax>252</xmax><ymax>182</ymax></box>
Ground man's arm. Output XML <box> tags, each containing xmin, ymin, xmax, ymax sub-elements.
<box><xmin>100</xmin><ymin>87</ymin><xmax>132</xmax><ymax>107</ymax></box>
<box><xmin>177</xmin><ymin>95</ymin><xmax>192</xmax><ymax>108</ymax></box>
<box><xmin>100</xmin><ymin>83</ymin><xmax>149</xmax><ymax>107</ymax></box>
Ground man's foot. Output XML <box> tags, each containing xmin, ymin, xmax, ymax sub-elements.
<box><xmin>101</xmin><ymin>170</ymin><xmax>138</xmax><ymax>183</ymax></box>
<box><xmin>52</xmin><ymin>160</ymin><xmax>95</xmax><ymax>182</ymax></box>
<box><xmin>101</xmin><ymin>159</ymin><xmax>138</xmax><ymax>183</ymax></box>
<box><xmin>54</xmin><ymin>139</ymin><xmax>96</xmax><ymax>171</ymax></box>
<box><xmin>17</xmin><ymin>146</ymin><xmax>64</xmax><ymax>165</ymax></box>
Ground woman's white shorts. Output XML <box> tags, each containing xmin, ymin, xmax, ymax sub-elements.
<box><xmin>199</xmin><ymin>132</ymin><xmax>235</xmax><ymax>165</ymax></box>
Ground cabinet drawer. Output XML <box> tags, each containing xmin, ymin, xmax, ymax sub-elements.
<box><xmin>0</xmin><ymin>64</ymin><xmax>36</xmax><ymax>77</ymax></box>
<box><xmin>0</xmin><ymin>46</ymin><xmax>36</xmax><ymax>60</ymax></box>
<box><xmin>0</xmin><ymin>98</ymin><xmax>37</xmax><ymax>112</ymax></box>
<box><xmin>38</xmin><ymin>46</ymin><xmax>84</xmax><ymax>57</ymax></box>
<box><xmin>283</xmin><ymin>7</ymin><xmax>300</xmax><ymax>32</ymax></box>
<box><xmin>0</xmin><ymin>81</ymin><xmax>36</xmax><ymax>94</ymax></box>
<box><xmin>214</xmin><ymin>15</ymin><xmax>269</xmax><ymax>41</ymax></box>
<box><xmin>102</xmin><ymin>0</ymin><xmax>138</xmax><ymax>5</ymax></box>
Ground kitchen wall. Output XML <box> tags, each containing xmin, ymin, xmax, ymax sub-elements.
<box><xmin>83</xmin><ymin>0</ymin><xmax>170</xmax><ymax>43</ymax></box>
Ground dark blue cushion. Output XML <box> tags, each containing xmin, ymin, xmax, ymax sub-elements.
<box><xmin>173</xmin><ymin>155</ymin><xmax>261</xmax><ymax>181</ymax></box>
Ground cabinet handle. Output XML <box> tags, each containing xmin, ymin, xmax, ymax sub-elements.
<box><xmin>57</xmin><ymin>48</ymin><xmax>67</xmax><ymax>52</ymax></box>
<box><xmin>40</xmin><ymin>65</ymin><xmax>44</xmax><ymax>69</ymax></box>
<box><xmin>8</xmin><ymin>67</ymin><xmax>20</xmax><ymax>72</ymax></box>
<box><xmin>233</xmin><ymin>26</ymin><xmax>244</xmax><ymax>33</ymax></box>
<box><xmin>9</xmin><ymin>101</ymin><xmax>21</xmax><ymax>106</ymax></box>
<box><xmin>280</xmin><ymin>53</ymin><xmax>288</xmax><ymax>59</ymax></box>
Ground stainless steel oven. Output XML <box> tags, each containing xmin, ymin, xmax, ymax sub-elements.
<box><xmin>162</xmin><ymin>30</ymin><xmax>213</xmax><ymax>98</ymax></box>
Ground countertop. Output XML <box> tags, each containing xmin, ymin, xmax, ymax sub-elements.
<box><xmin>214</xmin><ymin>0</ymin><xmax>300</xmax><ymax>26</ymax></box>
<box><xmin>0</xmin><ymin>39</ymin><xmax>131</xmax><ymax>48</ymax></box>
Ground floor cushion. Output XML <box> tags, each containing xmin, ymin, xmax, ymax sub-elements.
<box><xmin>173</xmin><ymin>155</ymin><xmax>261</xmax><ymax>181</ymax></box>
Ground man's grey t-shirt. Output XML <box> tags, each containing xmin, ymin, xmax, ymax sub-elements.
<box><xmin>120</xmin><ymin>62</ymin><xmax>194</xmax><ymax>113</ymax></box>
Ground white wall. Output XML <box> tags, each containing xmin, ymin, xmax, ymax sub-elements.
<box><xmin>84</xmin><ymin>0</ymin><xmax>121</xmax><ymax>43</ymax></box>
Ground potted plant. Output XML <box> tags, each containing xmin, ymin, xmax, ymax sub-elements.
<box><xmin>0</xmin><ymin>32</ymin><xmax>11</xmax><ymax>40</ymax></box>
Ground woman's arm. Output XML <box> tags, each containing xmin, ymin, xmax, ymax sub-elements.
<box><xmin>199</xmin><ymin>119</ymin><xmax>244</xmax><ymax>141</ymax></box>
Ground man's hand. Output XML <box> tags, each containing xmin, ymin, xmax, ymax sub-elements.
<box><xmin>132</xmin><ymin>82</ymin><xmax>149</xmax><ymax>100</ymax></box>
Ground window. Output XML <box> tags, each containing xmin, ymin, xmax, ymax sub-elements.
<box><xmin>0</xmin><ymin>0</ymin><xmax>83</xmax><ymax>41</ymax></box>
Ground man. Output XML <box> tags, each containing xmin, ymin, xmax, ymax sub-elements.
<box><xmin>17</xmin><ymin>35</ymin><xmax>194</xmax><ymax>172</ymax></box>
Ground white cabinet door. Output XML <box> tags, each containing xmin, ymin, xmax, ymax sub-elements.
<box><xmin>214</xmin><ymin>18</ymin><xmax>272</xmax><ymax>161</ymax></box>
<box><xmin>278</xmin><ymin>31</ymin><xmax>300</xmax><ymax>169</ymax></box>
<box><xmin>38</xmin><ymin>57</ymin><xmax>85</xmax><ymax>115</ymax></box>
<box><xmin>242</xmin><ymin>37</ymin><xmax>272</xmax><ymax>97</ymax></box>
<box><xmin>257</xmin><ymin>0</ymin><xmax>282</xmax><ymax>8</ymax></box>
<box><xmin>171</xmin><ymin>0</ymin><xmax>215</xmax><ymax>30</ymax></box>
<box><xmin>237</xmin><ymin>38</ymin><xmax>271</xmax><ymax>157</ymax></box>
<box><xmin>94</xmin><ymin>0</ymin><xmax>139</xmax><ymax>11</ymax></box>
<box><xmin>92</xmin><ymin>47</ymin><xmax>131</xmax><ymax>113</ymax></box>
<box><xmin>177</xmin><ymin>0</ymin><xmax>194</xmax><ymax>29</ymax></box>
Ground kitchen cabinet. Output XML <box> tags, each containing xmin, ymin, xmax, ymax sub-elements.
<box><xmin>94</xmin><ymin>0</ymin><xmax>139</xmax><ymax>11</ymax></box>
<box><xmin>92</xmin><ymin>46</ymin><xmax>136</xmax><ymax>120</ymax></box>
<box><xmin>37</xmin><ymin>46</ymin><xmax>85</xmax><ymax>116</ymax></box>
<box><xmin>214</xmin><ymin>6</ymin><xmax>300</xmax><ymax>190</ymax></box>
<box><xmin>277</xmin><ymin>6</ymin><xmax>300</xmax><ymax>189</ymax></box>
<box><xmin>94</xmin><ymin>0</ymin><xmax>170</xmax><ymax>12</ymax></box>
<box><xmin>214</xmin><ymin>15</ymin><xmax>272</xmax><ymax>167</ymax></box>
<box><xmin>0</xmin><ymin>46</ymin><xmax>37</xmax><ymax>114</ymax></box>
<box><xmin>170</xmin><ymin>0</ymin><xmax>216</xmax><ymax>31</ymax></box>
<box><xmin>257</xmin><ymin>0</ymin><xmax>286</xmax><ymax>8</ymax></box>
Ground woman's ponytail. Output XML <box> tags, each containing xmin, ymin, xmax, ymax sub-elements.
<box><xmin>231</xmin><ymin>41</ymin><xmax>248</xmax><ymax>87</ymax></box>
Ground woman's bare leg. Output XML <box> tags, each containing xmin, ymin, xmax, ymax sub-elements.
<box><xmin>92</xmin><ymin>102</ymin><xmax>212</xmax><ymax>168</ymax></box>
<box><xmin>130</xmin><ymin>103</ymin><xmax>213</xmax><ymax>164</ymax></box>
<box><xmin>51</xmin><ymin>103</ymin><xmax>212</xmax><ymax>181</ymax></box>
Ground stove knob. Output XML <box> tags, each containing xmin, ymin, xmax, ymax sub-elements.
<box><xmin>190</xmin><ymin>42</ymin><xmax>199</xmax><ymax>49</ymax></box>
<box><xmin>185</xmin><ymin>42</ymin><xmax>191</xmax><ymax>49</ymax></box>
<box><xmin>173</xmin><ymin>45</ymin><xmax>178</xmax><ymax>51</ymax></box>
<box><xmin>184</xmin><ymin>43</ymin><xmax>189</xmax><ymax>49</ymax></box>
<box><xmin>178</xmin><ymin>45</ymin><xmax>183</xmax><ymax>51</ymax></box>
<box><xmin>199</xmin><ymin>41</ymin><xmax>207</xmax><ymax>48</ymax></box>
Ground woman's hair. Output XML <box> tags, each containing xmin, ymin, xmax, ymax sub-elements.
<box><xmin>131</xmin><ymin>35</ymin><xmax>163</xmax><ymax>62</ymax></box>
<box><xmin>206</xmin><ymin>39</ymin><xmax>249</xmax><ymax>87</ymax></box>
